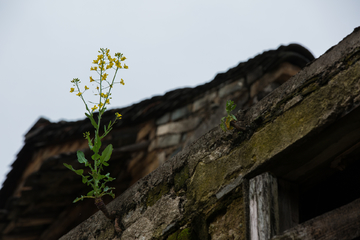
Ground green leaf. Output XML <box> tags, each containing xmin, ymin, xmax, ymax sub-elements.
<box><xmin>87</xmin><ymin>190</ymin><xmax>95</xmax><ymax>196</ymax></box>
<box><xmin>85</xmin><ymin>112</ymin><xmax>98</xmax><ymax>129</ymax></box>
<box><xmin>92</xmin><ymin>153</ymin><xmax>101</xmax><ymax>161</ymax></box>
<box><xmin>100</xmin><ymin>144</ymin><xmax>113</xmax><ymax>164</ymax></box>
<box><xmin>85</xmin><ymin>136</ymin><xmax>93</xmax><ymax>150</ymax></box>
<box><xmin>77</xmin><ymin>151</ymin><xmax>89</xmax><ymax>166</ymax></box>
<box><xmin>220</xmin><ymin>117</ymin><xmax>227</xmax><ymax>132</ymax></box>
<box><xmin>87</xmin><ymin>141</ymin><xmax>93</xmax><ymax>150</ymax></box>
<box><xmin>63</xmin><ymin>163</ymin><xmax>84</xmax><ymax>176</ymax></box>
<box><xmin>63</xmin><ymin>163</ymin><xmax>73</xmax><ymax>171</ymax></box>
<box><xmin>75</xmin><ymin>169</ymin><xmax>84</xmax><ymax>176</ymax></box>
<box><xmin>97</xmin><ymin>174</ymin><xmax>104</xmax><ymax>180</ymax></box>
<box><xmin>82</xmin><ymin>175</ymin><xmax>89</xmax><ymax>184</ymax></box>
<box><xmin>92</xmin><ymin>134</ymin><xmax>102</xmax><ymax>154</ymax></box>
<box><xmin>109</xmin><ymin>192</ymin><xmax>115</xmax><ymax>198</ymax></box>
<box><xmin>73</xmin><ymin>196</ymin><xmax>83</xmax><ymax>203</ymax></box>
<box><xmin>225</xmin><ymin>100</ymin><xmax>236</xmax><ymax>113</ymax></box>
<box><xmin>103</xmin><ymin>186</ymin><xmax>115</xmax><ymax>193</ymax></box>
<box><xmin>104</xmin><ymin>173</ymin><xmax>115</xmax><ymax>181</ymax></box>
<box><xmin>231</xmin><ymin>114</ymin><xmax>237</xmax><ymax>121</ymax></box>
<box><xmin>103</xmin><ymin>120</ymin><xmax>112</xmax><ymax>135</ymax></box>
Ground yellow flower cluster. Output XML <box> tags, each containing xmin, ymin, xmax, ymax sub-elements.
<box><xmin>70</xmin><ymin>48</ymin><xmax>128</xmax><ymax>115</ymax></box>
<box><xmin>115</xmin><ymin>112</ymin><xmax>122</xmax><ymax>119</ymax></box>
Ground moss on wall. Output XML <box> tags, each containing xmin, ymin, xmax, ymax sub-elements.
<box><xmin>146</xmin><ymin>182</ymin><xmax>170</xmax><ymax>207</ymax></box>
<box><xmin>167</xmin><ymin>228</ymin><xmax>192</xmax><ymax>240</ymax></box>
<box><xmin>238</xmin><ymin>60</ymin><xmax>360</xmax><ymax>170</ymax></box>
<box><xmin>174</xmin><ymin>166</ymin><xmax>189</xmax><ymax>192</ymax></box>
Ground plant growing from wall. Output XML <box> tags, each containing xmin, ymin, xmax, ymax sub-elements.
<box><xmin>64</xmin><ymin>48</ymin><xmax>128</xmax><ymax>225</ymax></box>
<box><xmin>220</xmin><ymin>100</ymin><xmax>237</xmax><ymax>131</ymax></box>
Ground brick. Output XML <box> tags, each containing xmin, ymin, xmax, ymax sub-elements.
<box><xmin>171</xmin><ymin>105</ymin><xmax>192</xmax><ymax>121</ymax></box>
<box><xmin>156</xmin><ymin>113</ymin><xmax>170</xmax><ymax>125</ymax></box>
<box><xmin>218</xmin><ymin>79</ymin><xmax>245</xmax><ymax>98</ymax></box>
<box><xmin>149</xmin><ymin>134</ymin><xmax>181</xmax><ymax>151</ymax></box>
<box><xmin>156</xmin><ymin>118</ymin><xmax>201</xmax><ymax>136</ymax></box>
<box><xmin>192</xmin><ymin>92</ymin><xmax>217</xmax><ymax>112</ymax></box>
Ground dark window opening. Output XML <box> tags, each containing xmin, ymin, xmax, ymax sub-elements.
<box><xmin>298</xmin><ymin>154</ymin><xmax>360</xmax><ymax>223</ymax></box>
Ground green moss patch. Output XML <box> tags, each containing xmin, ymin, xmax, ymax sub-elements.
<box><xmin>146</xmin><ymin>182</ymin><xmax>170</xmax><ymax>207</ymax></box>
<box><xmin>239</xmin><ymin>60</ymin><xmax>360</xmax><ymax>167</ymax></box>
<box><xmin>167</xmin><ymin>228</ymin><xmax>192</xmax><ymax>240</ymax></box>
<box><xmin>174</xmin><ymin>166</ymin><xmax>189</xmax><ymax>192</ymax></box>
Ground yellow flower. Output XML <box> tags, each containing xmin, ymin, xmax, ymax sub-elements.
<box><xmin>90</xmin><ymin>76</ymin><xmax>95</xmax><ymax>82</ymax></box>
<box><xmin>115</xmin><ymin>112</ymin><xmax>122</xmax><ymax>119</ymax></box>
<box><xmin>102</xmin><ymin>73</ymin><xmax>108</xmax><ymax>80</ymax></box>
<box><xmin>121</xmin><ymin>56</ymin><xmax>126</xmax><ymax>61</ymax></box>
<box><xmin>106</xmin><ymin>99</ymin><xmax>110</xmax><ymax>104</ymax></box>
<box><xmin>96</xmin><ymin>86</ymin><xmax>99</xmax><ymax>90</ymax></box>
<box><xmin>92</xmin><ymin>59</ymin><xmax>98</xmax><ymax>64</ymax></box>
<box><xmin>120</xmin><ymin>79</ymin><xmax>125</xmax><ymax>85</ymax></box>
<box><xmin>91</xmin><ymin>105</ymin><xmax>98</xmax><ymax>111</ymax></box>
<box><xmin>85</xmin><ymin>85</ymin><xmax>89</xmax><ymax>90</ymax></box>
<box><xmin>106</xmin><ymin>63</ymin><xmax>113</xmax><ymax>69</ymax></box>
<box><xmin>77</xmin><ymin>92</ymin><xmax>82</xmax><ymax>96</ymax></box>
<box><xmin>70</xmin><ymin>88</ymin><xmax>75</xmax><ymax>93</ymax></box>
<box><xmin>98</xmin><ymin>102</ymin><xmax>104</xmax><ymax>108</ymax></box>
<box><xmin>115</xmin><ymin>60</ymin><xmax>122</xmax><ymax>68</ymax></box>
<box><xmin>90</xmin><ymin>66</ymin><xmax>97</xmax><ymax>71</ymax></box>
<box><xmin>124</xmin><ymin>64</ymin><xmax>128</xmax><ymax>69</ymax></box>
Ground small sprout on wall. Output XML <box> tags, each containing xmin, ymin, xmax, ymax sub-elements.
<box><xmin>64</xmin><ymin>48</ymin><xmax>128</xmax><ymax>227</ymax></box>
<box><xmin>220</xmin><ymin>100</ymin><xmax>237</xmax><ymax>131</ymax></box>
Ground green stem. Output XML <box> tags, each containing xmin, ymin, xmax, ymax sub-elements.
<box><xmin>75</xmin><ymin>81</ymin><xmax>91</xmax><ymax>114</ymax></box>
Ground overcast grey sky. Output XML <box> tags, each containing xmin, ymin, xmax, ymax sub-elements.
<box><xmin>0</xmin><ymin>0</ymin><xmax>359</xmax><ymax>188</ymax></box>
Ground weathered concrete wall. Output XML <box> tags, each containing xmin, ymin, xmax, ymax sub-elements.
<box><xmin>59</xmin><ymin>28</ymin><xmax>360</xmax><ymax>240</ymax></box>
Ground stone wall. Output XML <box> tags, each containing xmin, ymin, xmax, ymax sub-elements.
<box><xmin>60</xmin><ymin>28</ymin><xmax>360</xmax><ymax>240</ymax></box>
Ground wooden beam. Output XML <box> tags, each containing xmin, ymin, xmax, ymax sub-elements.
<box><xmin>16</xmin><ymin>217</ymin><xmax>54</xmax><ymax>227</ymax></box>
<box><xmin>3</xmin><ymin>234</ymin><xmax>40</xmax><ymax>240</ymax></box>
<box><xmin>277</xmin><ymin>178</ymin><xmax>298</xmax><ymax>233</ymax></box>
<box><xmin>271</xmin><ymin>197</ymin><xmax>360</xmax><ymax>240</ymax></box>
<box><xmin>249</xmin><ymin>172</ymin><xmax>279</xmax><ymax>240</ymax></box>
<box><xmin>113</xmin><ymin>140</ymin><xmax>149</xmax><ymax>152</ymax></box>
